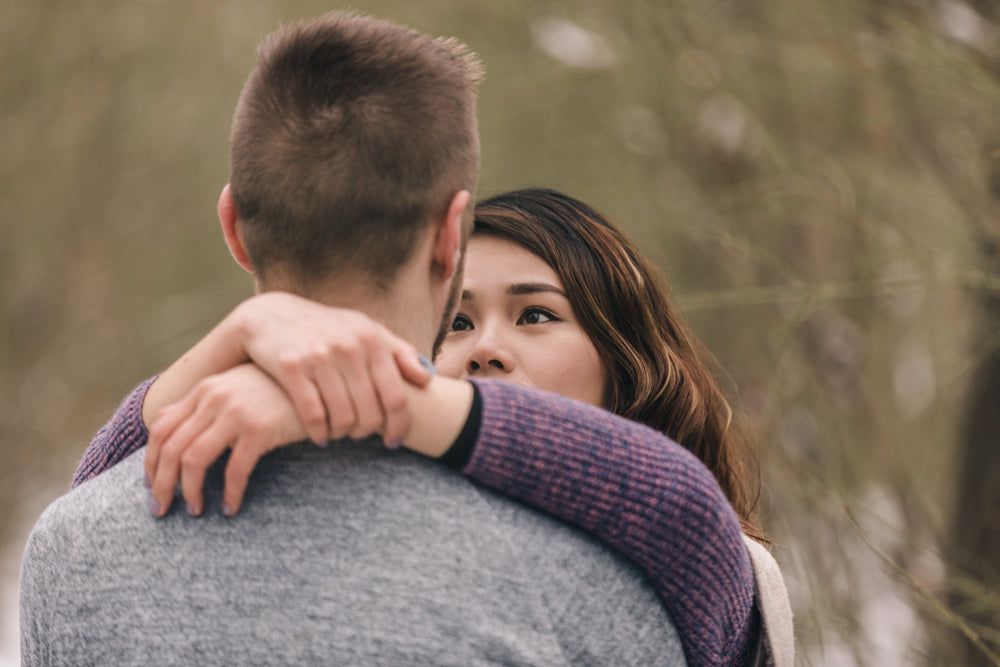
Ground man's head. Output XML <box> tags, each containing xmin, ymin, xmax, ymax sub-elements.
<box><xmin>222</xmin><ymin>11</ymin><xmax>483</xmax><ymax>300</ymax></box>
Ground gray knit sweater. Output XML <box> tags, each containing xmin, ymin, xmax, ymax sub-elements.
<box><xmin>22</xmin><ymin>438</ymin><xmax>687</xmax><ymax>665</ymax></box>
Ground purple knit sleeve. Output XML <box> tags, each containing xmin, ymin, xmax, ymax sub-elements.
<box><xmin>72</xmin><ymin>376</ymin><xmax>157</xmax><ymax>487</ymax></box>
<box><xmin>465</xmin><ymin>379</ymin><xmax>758</xmax><ymax>667</ymax></box>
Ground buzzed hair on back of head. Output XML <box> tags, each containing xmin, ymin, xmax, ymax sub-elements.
<box><xmin>229</xmin><ymin>11</ymin><xmax>484</xmax><ymax>290</ymax></box>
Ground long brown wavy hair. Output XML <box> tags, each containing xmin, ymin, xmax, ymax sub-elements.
<box><xmin>473</xmin><ymin>188</ymin><xmax>767</xmax><ymax>545</ymax></box>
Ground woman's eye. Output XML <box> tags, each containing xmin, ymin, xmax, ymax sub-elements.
<box><xmin>450</xmin><ymin>314</ymin><xmax>474</xmax><ymax>332</ymax></box>
<box><xmin>518</xmin><ymin>308</ymin><xmax>556</xmax><ymax>325</ymax></box>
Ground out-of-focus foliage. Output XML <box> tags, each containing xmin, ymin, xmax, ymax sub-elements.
<box><xmin>2</xmin><ymin>1</ymin><xmax>998</xmax><ymax>664</ymax></box>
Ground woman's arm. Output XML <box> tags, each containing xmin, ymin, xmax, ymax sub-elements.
<box><xmin>144</xmin><ymin>364</ymin><xmax>472</xmax><ymax>517</ymax></box>
<box><xmin>73</xmin><ymin>377</ymin><xmax>157</xmax><ymax>487</ymax></box>
<box><xmin>140</xmin><ymin>363</ymin><xmax>475</xmax><ymax>515</ymax></box>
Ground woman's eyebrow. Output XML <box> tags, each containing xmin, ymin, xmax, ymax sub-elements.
<box><xmin>507</xmin><ymin>282</ymin><xmax>566</xmax><ymax>297</ymax></box>
<box><xmin>460</xmin><ymin>283</ymin><xmax>566</xmax><ymax>302</ymax></box>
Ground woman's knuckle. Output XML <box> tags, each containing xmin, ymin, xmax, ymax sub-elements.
<box><xmin>278</xmin><ymin>352</ymin><xmax>303</xmax><ymax>374</ymax></box>
<box><xmin>180</xmin><ymin>449</ymin><xmax>201</xmax><ymax>469</ymax></box>
<box><xmin>385</xmin><ymin>391</ymin><xmax>407</xmax><ymax>413</ymax></box>
<box><xmin>331</xmin><ymin>411</ymin><xmax>354</xmax><ymax>434</ymax></box>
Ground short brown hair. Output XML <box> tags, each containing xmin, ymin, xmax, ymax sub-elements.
<box><xmin>473</xmin><ymin>188</ymin><xmax>767</xmax><ymax>545</ymax></box>
<box><xmin>229</xmin><ymin>11</ymin><xmax>483</xmax><ymax>289</ymax></box>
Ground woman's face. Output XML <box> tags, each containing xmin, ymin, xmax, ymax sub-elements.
<box><xmin>435</xmin><ymin>235</ymin><xmax>606</xmax><ymax>407</ymax></box>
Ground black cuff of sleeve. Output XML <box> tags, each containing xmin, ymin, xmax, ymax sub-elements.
<box><xmin>438</xmin><ymin>382</ymin><xmax>481</xmax><ymax>470</ymax></box>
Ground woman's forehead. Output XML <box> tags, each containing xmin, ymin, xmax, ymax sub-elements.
<box><xmin>463</xmin><ymin>236</ymin><xmax>561</xmax><ymax>291</ymax></box>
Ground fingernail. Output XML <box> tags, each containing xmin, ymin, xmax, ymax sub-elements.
<box><xmin>142</xmin><ymin>474</ymin><xmax>152</xmax><ymax>489</ymax></box>
<box><xmin>387</xmin><ymin>439</ymin><xmax>401</xmax><ymax>450</ymax></box>
<box><xmin>149</xmin><ymin>498</ymin><xmax>161</xmax><ymax>516</ymax></box>
<box><xmin>418</xmin><ymin>354</ymin><xmax>437</xmax><ymax>374</ymax></box>
<box><xmin>186</xmin><ymin>503</ymin><xmax>196</xmax><ymax>517</ymax></box>
<box><xmin>222</xmin><ymin>503</ymin><xmax>234</xmax><ymax>517</ymax></box>
<box><xmin>314</xmin><ymin>439</ymin><xmax>329</xmax><ymax>448</ymax></box>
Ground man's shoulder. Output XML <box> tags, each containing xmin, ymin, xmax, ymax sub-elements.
<box><xmin>29</xmin><ymin>450</ymin><xmax>146</xmax><ymax>541</ymax></box>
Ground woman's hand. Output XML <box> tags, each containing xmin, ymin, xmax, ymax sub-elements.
<box><xmin>233</xmin><ymin>293</ymin><xmax>433</xmax><ymax>446</ymax></box>
<box><xmin>144</xmin><ymin>366</ymin><xmax>476</xmax><ymax>518</ymax></box>
<box><xmin>145</xmin><ymin>364</ymin><xmax>306</xmax><ymax>518</ymax></box>
<box><xmin>144</xmin><ymin>364</ymin><xmax>474</xmax><ymax>518</ymax></box>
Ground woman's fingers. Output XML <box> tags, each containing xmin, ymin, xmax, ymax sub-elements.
<box><xmin>294</xmin><ymin>338</ymin><xmax>421</xmax><ymax>446</ymax></box>
<box><xmin>149</xmin><ymin>395</ymin><xmax>218</xmax><ymax>517</ymax></box>
<box><xmin>145</xmin><ymin>402</ymin><xmax>187</xmax><ymax>488</ymax></box>
<box><xmin>372</xmin><ymin>350</ymin><xmax>410</xmax><ymax>445</ymax></box>
<box><xmin>395</xmin><ymin>344</ymin><xmax>433</xmax><ymax>387</ymax></box>
<box><xmin>339</xmin><ymin>350</ymin><xmax>383</xmax><ymax>441</ymax></box>
<box><xmin>221</xmin><ymin>435</ymin><xmax>268</xmax><ymax>517</ymax></box>
<box><xmin>178</xmin><ymin>423</ymin><xmax>235</xmax><ymax>517</ymax></box>
<box><xmin>273</xmin><ymin>355</ymin><xmax>331</xmax><ymax>445</ymax></box>
<box><xmin>240</xmin><ymin>299</ymin><xmax>428</xmax><ymax>445</ymax></box>
<box><xmin>146</xmin><ymin>365</ymin><xmax>308</xmax><ymax>518</ymax></box>
<box><xmin>310</xmin><ymin>361</ymin><xmax>355</xmax><ymax>441</ymax></box>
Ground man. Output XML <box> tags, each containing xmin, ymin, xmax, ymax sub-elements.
<box><xmin>19</xmin><ymin>12</ymin><xmax>693</xmax><ymax>665</ymax></box>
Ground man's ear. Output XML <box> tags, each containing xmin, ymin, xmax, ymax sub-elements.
<box><xmin>433</xmin><ymin>190</ymin><xmax>471</xmax><ymax>281</ymax></box>
<box><xmin>218</xmin><ymin>184</ymin><xmax>254</xmax><ymax>273</ymax></box>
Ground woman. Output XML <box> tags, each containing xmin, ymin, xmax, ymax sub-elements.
<box><xmin>442</xmin><ymin>189</ymin><xmax>765</xmax><ymax>542</ymax></box>
<box><xmin>77</xmin><ymin>188</ymin><xmax>790</xmax><ymax>666</ymax></box>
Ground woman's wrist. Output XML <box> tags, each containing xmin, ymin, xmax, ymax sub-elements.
<box><xmin>230</xmin><ymin>296</ymin><xmax>259</xmax><ymax>356</ymax></box>
<box><xmin>401</xmin><ymin>376</ymin><xmax>474</xmax><ymax>458</ymax></box>
<box><xmin>436</xmin><ymin>382</ymin><xmax>481</xmax><ymax>469</ymax></box>
<box><xmin>141</xmin><ymin>305</ymin><xmax>249</xmax><ymax>428</ymax></box>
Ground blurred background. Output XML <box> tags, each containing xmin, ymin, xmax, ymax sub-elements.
<box><xmin>2</xmin><ymin>1</ymin><xmax>998</xmax><ymax>664</ymax></box>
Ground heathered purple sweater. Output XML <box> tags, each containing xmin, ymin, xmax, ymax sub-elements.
<box><xmin>74</xmin><ymin>377</ymin><xmax>758</xmax><ymax>667</ymax></box>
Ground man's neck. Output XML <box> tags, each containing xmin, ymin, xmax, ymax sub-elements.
<box><xmin>258</xmin><ymin>275</ymin><xmax>439</xmax><ymax>358</ymax></box>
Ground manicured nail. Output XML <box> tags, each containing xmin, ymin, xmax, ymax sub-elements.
<box><xmin>222</xmin><ymin>503</ymin><xmax>234</xmax><ymax>517</ymax></box>
<box><xmin>142</xmin><ymin>473</ymin><xmax>152</xmax><ymax>489</ymax></box>
<box><xmin>418</xmin><ymin>354</ymin><xmax>437</xmax><ymax>374</ymax></box>
<box><xmin>186</xmin><ymin>503</ymin><xmax>196</xmax><ymax>517</ymax></box>
<box><xmin>149</xmin><ymin>498</ymin><xmax>161</xmax><ymax>516</ymax></box>
<box><xmin>387</xmin><ymin>439</ymin><xmax>401</xmax><ymax>450</ymax></box>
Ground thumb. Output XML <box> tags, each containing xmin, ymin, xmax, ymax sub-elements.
<box><xmin>396</xmin><ymin>347</ymin><xmax>434</xmax><ymax>387</ymax></box>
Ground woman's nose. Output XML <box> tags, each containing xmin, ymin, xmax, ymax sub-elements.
<box><xmin>469</xmin><ymin>357</ymin><xmax>505</xmax><ymax>371</ymax></box>
<box><xmin>466</xmin><ymin>332</ymin><xmax>515</xmax><ymax>375</ymax></box>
